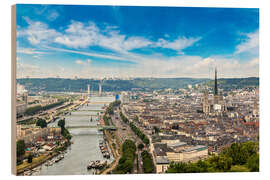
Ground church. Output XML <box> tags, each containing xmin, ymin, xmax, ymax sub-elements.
<box><xmin>202</xmin><ymin>68</ymin><xmax>227</xmax><ymax>116</ymax></box>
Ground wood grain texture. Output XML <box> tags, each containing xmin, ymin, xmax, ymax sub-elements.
<box><xmin>11</xmin><ymin>4</ymin><xmax>17</xmax><ymax>175</ymax></box>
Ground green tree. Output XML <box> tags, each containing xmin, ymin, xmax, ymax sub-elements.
<box><xmin>123</xmin><ymin>159</ymin><xmax>133</xmax><ymax>172</ymax></box>
<box><xmin>58</xmin><ymin>119</ymin><xmax>66</xmax><ymax>133</ymax></box>
<box><xmin>114</xmin><ymin>139</ymin><xmax>136</xmax><ymax>174</ymax></box>
<box><xmin>24</xmin><ymin>105</ymin><xmax>42</xmax><ymax>115</ymax></box>
<box><xmin>62</xmin><ymin>128</ymin><xmax>72</xmax><ymax>140</ymax></box>
<box><xmin>134</xmin><ymin>116</ymin><xmax>139</xmax><ymax>122</ymax></box>
<box><xmin>247</xmin><ymin>153</ymin><xmax>259</xmax><ymax>172</ymax></box>
<box><xmin>230</xmin><ymin>165</ymin><xmax>250</xmax><ymax>172</ymax></box>
<box><xmin>57</xmin><ymin>119</ymin><xmax>72</xmax><ymax>140</ymax></box>
<box><xmin>36</xmin><ymin>119</ymin><xmax>47</xmax><ymax>128</ymax></box>
<box><xmin>185</xmin><ymin>163</ymin><xmax>201</xmax><ymax>173</ymax></box>
<box><xmin>141</xmin><ymin>150</ymin><xmax>154</xmax><ymax>173</ymax></box>
<box><xmin>16</xmin><ymin>140</ymin><xmax>25</xmax><ymax>158</ymax></box>
<box><xmin>27</xmin><ymin>154</ymin><xmax>33</xmax><ymax>163</ymax></box>
<box><xmin>216</xmin><ymin>155</ymin><xmax>232</xmax><ymax>171</ymax></box>
<box><xmin>166</xmin><ymin>141</ymin><xmax>259</xmax><ymax>173</ymax></box>
<box><xmin>143</xmin><ymin>136</ymin><xmax>150</xmax><ymax>145</ymax></box>
<box><xmin>138</xmin><ymin>143</ymin><xmax>144</xmax><ymax>150</ymax></box>
<box><xmin>224</xmin><ymin>142</ymin><xmax>257</xmax><ymax>165</ymax></box>
<box><xmin>58</xmin><ymin>119</ymin><xmax>65</xmax><ymax>128</ymax></box>
<box><xmin>119</xmin><ymin>157</ymin><xmax>127</xmax><ymax>164</ymax></box>
<box><xmin>243</xmin><ymin>141</ymin><xmax>257</xmax><ymax>157</ymax></box>
<box><xmin>167</xmin><ymin>162</ymin><xmax>188</xmax><ymax>173</ymax></box>
<box><xmin>196</xmin><ymin>160</ymin><xmax>210</xmax><ymax>172</ymax></box>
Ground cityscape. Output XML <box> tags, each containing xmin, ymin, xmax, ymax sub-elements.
<box><xmin>14</xmin><ymin>5</ymin><xmax>259</xmax><ymax>175</ymax></box>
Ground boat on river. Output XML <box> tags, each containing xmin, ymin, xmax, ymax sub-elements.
<box><xmin>99</xmin><ymin>140</ymin><xmax>111</xmax><ymax>159</ymax></box>
<box><xmin>55</xmin><ymin>154</ymin><xmax>65</xmax><ymax>163</ymax></box>
<box><xmin>23</xmin><ymin>170</ymin><xmax>32</xmax><ymax>176</ymax></box>
<box><xmin>87</xmin><ymin>160</ymin><xmax>107</xmax><ymax>169</ymax></box>
<box><xmin>103</xmin><ymin>152</ymin><xmax>110</xmax><ymax>159</ymax></box>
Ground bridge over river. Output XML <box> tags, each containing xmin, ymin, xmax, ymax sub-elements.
<box><xmin>65</xmin><ymin>125</ymin><xmax>117</xmax><ymax>131</ymax></box>
<box><xmin>67</xmin><ymin>114</ymin><xmax>100</xmax><ymax>117</ymax></box>
<box><xmin>38</xmin><ymin>95</ymin><xmax>116</xmax><ymax>175</ymax></box>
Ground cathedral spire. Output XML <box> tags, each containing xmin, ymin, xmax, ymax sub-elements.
<box><xmin>214</xmin><ymin>67</ymin><xmax>218</xmax><ymax>96</ymax></box>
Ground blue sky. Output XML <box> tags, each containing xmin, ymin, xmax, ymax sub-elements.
<box><xmin>16</xmin><ymin>4</ymin><xmax>259</xmax><ymax>78</ymax></box>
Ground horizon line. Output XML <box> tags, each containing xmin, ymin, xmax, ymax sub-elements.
<box><xmin>16</xmin><ymin>76</ymin><xmax>259</xmax><ymax>80</ymax></box>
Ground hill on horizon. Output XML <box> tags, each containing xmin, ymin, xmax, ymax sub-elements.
<box><xmin>16</xmin><ymin>77</ymin><xmax>259</xmax><ymax>92</ymax></box>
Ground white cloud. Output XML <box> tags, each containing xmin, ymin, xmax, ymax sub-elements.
<box><xmin>17</xmin><ymin>63</ymin><xmax>41</xmax><ymax>78</ymax></box>
<box><xmin>18</xmin><ymin>19</ymin><xmax>201</xmax><ymax>68</ymax></box>
<box><xmin>156</xmin><ymin>36</ymin><xmax>201</xmax><ymax>52</ymax></box>
<box><xmin>75</xmin><ymin>59</ymin><xmax>86</xmax><ymax>65</ymax></box>
<box><xmin>55</xmin><ymin>21</ymin><xmax>99</xmax><ymax>48</ymax></box>
<box><xmin>180</xmin><ymin>57</ymin><xmax>259</xmax><ymax>78</ymax></box>
<box><xmin>47</xmin><ymin>10</ymin><xmax>59</xmax><ymax>21</ymax></box>
<box><xmin>44</xmin><ymin>46</ymin><xmax>129</xmax><ymax>62</ymax></box>
<box><xmin>123</xmin><ymin>37</ymin><xmax>152</xmax><ymax>50</ymax></box>
<box><xmin>48</xmin><ymin>20</ymin><xmax>199</xmax><ymax>53</ymax></box>
<box><xmin>54</xmin><ymin>21</ymin><xmax>153</xmax><ymax>52</ymax></box>
<box><xmin>235</xmin><ymin>30</ymin><xmax>259</xmax><ymax>54</ymax></box>
<box><xmin>247</xmin><ymin>58</ymin><xmax>259</xmax><ymax>67</ymax></box>
<box><xmin>97</xmin><ymin>31</ymin><xmax>126</xmax><ymax>52</ymax></box>
<box><xmin>18</xmin><ymin>17</ymin><xmax>60</xmax><ymax>45</ymax></box>
<box><xmin>17</xmin><ymin>63</ymin><xmax>39</xmax><ymax>70</ymax></box>
<box><xmin>17</xmin><ymin>18</ymin><xmax>258</xmax><ymax>78</ymax></box>
<box><xmin>75</xmin><ymin>59</ymin><xmax>91</xmax><ymax>66</ymax></box>
<box><xmin>17</xmin><ymin>48</ymin><xmax>46</xmax><ymax>55</ymax></box>
<box><xmin>109</xmin><ymin>55</ymin><xmax>258</xmax><ymax>79</ymax></box>
<box><xmin>17</xmin><ymin>55</ymin><xmax>259</xmax><ymax>79</ymax></box>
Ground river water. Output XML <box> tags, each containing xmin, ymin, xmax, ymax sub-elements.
<box><xmin>38</xmin><ymin>96</ymin><xmax>115</xmax><ymax>175</ymax></box>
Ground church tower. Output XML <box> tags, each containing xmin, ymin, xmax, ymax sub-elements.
<box><xmin>214</xmin><ymin>67</ymin><xmax>218</xmax><ymax>95</ymax></box>
<box><xmin>214</xmin><ymin>67</ymin><xmax>219</xmax><ymax>104</ymax></box>
<box><xmin>202</xmin><ymin>67</ymin><xmax>227</xmax><ymax>116</ymax></box>
<box><xmin>203</xmin><ymin>90</ymin><xmax>210</xmax><ymax>114</ymax></box>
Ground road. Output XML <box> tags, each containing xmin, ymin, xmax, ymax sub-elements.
<box><xmin>111</xmin><ymin>107</ymin><xmax>144</xmax><ymax>174</ymax></box>
<box><xmin>101</xmin><ymin>130</ymin><xmax>121</xmax><ymax>174</ymax></box>
<box><xmin>17</xmin><ymin>99</ymin><xmax>87</xmax><ymax>123</ymax></box>
<box><xmin>121</xmin><ymin>106</ymin><xmax>156</xmax><ymax>173</ymax></box>
<box><xmin>101</xmin><ymin>154</ymin><xmax>120</xmax><ymax>174</ymax></box>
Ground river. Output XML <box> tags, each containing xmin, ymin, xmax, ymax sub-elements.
<box><xmin>38</xmin><ymin>96</ymin><xmax>115</xmax><ymax>175</ymax></box>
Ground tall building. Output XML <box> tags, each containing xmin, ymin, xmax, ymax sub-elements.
<box><xmin>214</xmin><ymin>67</ymin><xmax>219</xmax><ymax>104</ymax></box>
<box><xmin>87</xmin><ymin>84</ymin><xmax>90</xmax><ymax>96</ymax></box>
<box><xmin>22</xmin><ymin>92</ymin><xmax>28</xmax><ymax>105</ymax></box>
<box><xmin>99</xmin><ymin>84</ymin><xmax>102</xmax><ymax>96</ymax></box>
<box><xmin>203</xmin><ymin>90</ymin><xmax>210</xmax><ymax>114</ymax></box>
<box><xmin>16</xmin><ymin>92</ymin><xmax>28</xmax><ymax>118</ymax></box>
<box><xmin>202</xmin><ymin>68</ymin><xmax>227</xmax><ymax>116</ymax></box>
<box><xmin>214</xmin><ymin>68</ymin><xmax>218</xmax><ymax>95</ymax></box>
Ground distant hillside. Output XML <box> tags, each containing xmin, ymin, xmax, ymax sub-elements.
<box><xmin>206</xmin><ymin>77</ymin><xmax>259</xmax><ymax>91</ymax></box>
<box><xmin>17</xmin><ymin>77</ymin><xmax>259</xmax><ymax>92</ymax></box>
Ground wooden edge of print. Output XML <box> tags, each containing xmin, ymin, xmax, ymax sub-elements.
<box><xmin>11</xmin><ymin>4</ymin><xmax>17</xmax><ymax>175</ymax></box>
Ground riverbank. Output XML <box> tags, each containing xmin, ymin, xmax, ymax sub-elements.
<box><xmin>18</xmin><ymin>97</ymin><xmax>116</xmax><ymax>175</ymax></box>
<box><xmin>17</xmin><ymin>140</ymin><xmax>71</xmax><ymax>175</ymax></box>
<box><xmin>17</xmin><ymin>151</ymin><xmax>59</xmax><ymax>175</ymax></box>
<box><xmin>100</xmin><ymin>130</ymin><xmax>121</xmax><ymax>174</ymax></box>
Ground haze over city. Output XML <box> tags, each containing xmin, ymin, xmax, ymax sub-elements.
<box><xmin>16</xmin><ymin>5</ymin><xmax>259</xmax><ymax>79</ymax></box>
